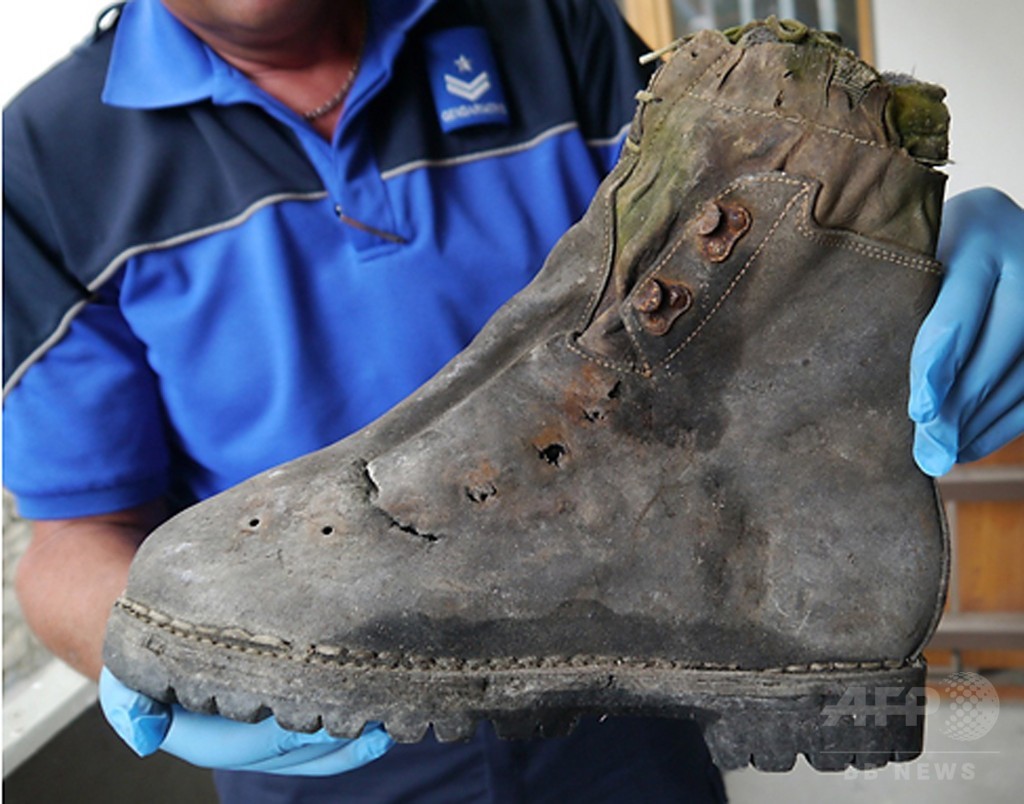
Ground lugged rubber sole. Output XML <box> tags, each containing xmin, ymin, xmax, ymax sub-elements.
<box><xmin>105</xmin><ymin>598</ymin><xmax>927</xmax><ymax>771</ymax></box>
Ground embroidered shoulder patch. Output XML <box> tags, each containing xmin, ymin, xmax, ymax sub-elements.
<box><xmin>424</xmin><ymin>26</ymin><xmax>510</xmax><ymax>133</ymax></box>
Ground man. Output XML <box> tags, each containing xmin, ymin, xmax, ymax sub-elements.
<box><xmin>4</xmin><ymin>0</ymin><xmax>1021</xmax><ymax>801</ymax></box>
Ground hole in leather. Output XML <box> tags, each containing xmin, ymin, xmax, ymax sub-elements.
<box><xmin>465</xmin><ymin>483</ymin><xmax>498</xmax><ymax>504</ymax></box>
<box><xmin>538</xmin><ymin>443</ymin><xmax>567</xmax><ymax>466</ymax></box>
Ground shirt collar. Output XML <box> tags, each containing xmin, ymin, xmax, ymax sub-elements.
<box><xmin>102</xmin><ymin>0</ymin><xmax>219</xmax><ymax>108</ymax></box>
<box><xmin>102</xmin><ymin>0</ymin><xmax>440</xmax><ymax>111</ymax></box>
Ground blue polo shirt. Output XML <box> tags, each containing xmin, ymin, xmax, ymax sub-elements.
<box><xmin>3</xmin><ymin>0</ymin><xmax>647</xmax><ymax>518</ymax></box>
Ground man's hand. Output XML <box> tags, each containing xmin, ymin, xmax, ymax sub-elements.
<box><xmin>100</xmin><ymin>669</ymin><xmax>394</xmax><ymax>776</ymax></box>
<box><xmin>909</xmin><ymin>187</ymin><xmax>1024</xmax><ymax>476</ymax></box>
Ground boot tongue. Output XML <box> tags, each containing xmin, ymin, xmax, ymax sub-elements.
<box><xmin>577</xmin><ymin>17</ymin><xmax>948</xmax><ymax>369</ymax></box>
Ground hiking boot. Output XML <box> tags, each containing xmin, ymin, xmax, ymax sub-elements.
<box><xmin>104</xmin><ymin>18</ymin><xmax>951</xmax><ymax>771</ymax></box>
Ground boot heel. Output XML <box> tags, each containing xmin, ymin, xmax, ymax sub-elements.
<box><xmin>696</xmin><ymin>661</ymin><xmax>926</xmax><ymax>771</ymax></box>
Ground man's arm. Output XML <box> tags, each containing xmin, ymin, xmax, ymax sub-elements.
<box><xmin>14</xmin><ymin>499</ymin><xmax>168</xmax><ymax>680</ymax></box>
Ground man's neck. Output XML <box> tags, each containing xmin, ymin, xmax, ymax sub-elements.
<box><xmin>163</xmin><ymin>0</ymin><xmax>365</xmax><ymax>137</ymax></box>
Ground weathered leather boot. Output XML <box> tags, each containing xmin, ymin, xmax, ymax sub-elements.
<box><xmin>104</xmin><ymin>19</ymin><xmax>951</xmax><ymax>771</ymax></box>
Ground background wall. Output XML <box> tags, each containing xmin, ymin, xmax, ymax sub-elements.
<box><xmin>2</xmin><ymin>4</ymin><xmax>107</xmax><ymax>105</ymax></box>
<box><xmin>872</xmin><ymin>0</ymin><xmax>1024</xmax><ymax>201</ymax></box>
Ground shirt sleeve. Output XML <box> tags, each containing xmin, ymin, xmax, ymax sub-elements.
<box><xmin>2</xmin><ymin>120</ymin><xmax>170</xmax><ymax>520</ymax></box>
<box><xmin>3</xmin><ymin>285</ymin><xmax>171</xmax><ymax>519</ymax></box>
<box><xmin>554</xmin><ymin>0</ymin><xmax>657</xmax><ymax>171</ymax></box>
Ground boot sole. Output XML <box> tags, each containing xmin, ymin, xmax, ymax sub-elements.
<box><xmin>106</xmin><ymin>598</ymin><xmax>927</xmax><ymax>771</ymax></box>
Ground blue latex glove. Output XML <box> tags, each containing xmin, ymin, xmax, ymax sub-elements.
<box><xmin>99</xmin><ymin>668</ymin><xmax>393</xmax><ymax>775</ymax></box>
<box><xmin>909</xmin><ymin>187</ymin><xmax>1024</xmax><ymax>475</ymax></box>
